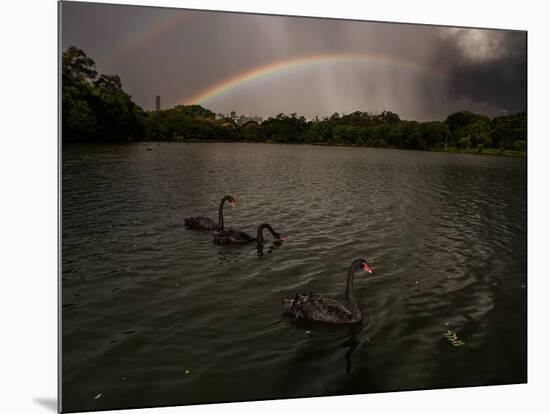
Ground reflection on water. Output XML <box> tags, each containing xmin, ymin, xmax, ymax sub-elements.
<box><xmin>257</xmin><ymin>240</ymin><xmax>284</xmax><ymax>256</ymax></box>
<box><xmin>62</xmin><ymin>143</ymin><xmax>526</xmax><ymax>412</ymax></box>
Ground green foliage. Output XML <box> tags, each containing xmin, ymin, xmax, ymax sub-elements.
<box><xmin>143</xmin><ymin>105</ymin><xmax>225</xmax><ymax>141</ymax></box>
<box><xmin>62</xmin><ymin>47</ymin><xmax>526</xmax><ymax>155</ymax></box>
<box><xmin>62</xmin><ymin>46</ymin><xmax>145</xmax><ymax>142</ymax></box>
<box><xmin>444</xmin><ymin>330</ymin><xmax>466</xmax><ymax>347</ymax></box>
<box><xmin>240</xmin><ymin>122</ymin><xmax>263</xmax><ymax>142</ymax></box>
<box><xmin>261</xmin><ymin>113</ymin><xmax>307</xmax><ymax>143</ymax></box>
<box><xmin>62</xmin><ymin>46</ymin><xmax>97</xmax><ymax>86</ymax></box>
<box><xmin>458</xmin><ymin>136</ymin><xmax>472</xmax><ymax>149</ymax></box>
<box><xmin>457</xmin><ymin>119</ymin><xmax>491</xmax><ymax>148</ymax></box>
<box><xmin>415</xmin><ymin>121</ymin><xmax>451</xmax><ymax>150</ymax></box>
<box><xmin>445</xmin><ymin>111</ymin><xmax>481</xmax><ymax>130</ymax></box>
<box><xmin>491</xmin><ymin>111</ymin><xmax>527</xmax><ymax>149</ymax></box>
<box><xmin>513</xmin><ymin>140</ymin><xmax>527</xmax><ymax>151</ymax></box>
<box><xmin>333</xmin><ymin>125</ymin><xmax>362</xmax><ymax>145</ymax></box>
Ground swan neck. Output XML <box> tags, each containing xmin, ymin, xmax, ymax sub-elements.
<box><xmin>346</xmin><ymin>264</ymin><xmax>361</xmax><ymax>318</ymax></box>
<box><xmin>218</xmin><ymin>197</ymin><xmax>226</xmax><ymax>230</ymax></box>
<box><xmin>256</xmin><ymin>224</ymin><xmax>273</xmax><ymax>244</ymax></box>
<box><xmin>256</xmin><ymin>226</ymin><xmax>264</xmax><ymax>244</ymax></box>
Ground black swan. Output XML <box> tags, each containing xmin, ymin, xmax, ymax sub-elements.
<box><xmin>213</xmin><ymin>223</ymin><xmax>286</xmax><ymax>245</ymax></box>
<box><xmin>184</xmin><ymin>195</ymin><xmax>236</xmax><ymax>230</ymax></box>
<box><xmin>282</xmin><ymin>258</ymin><xmax>372</xmax><ymax>324</ymax></box>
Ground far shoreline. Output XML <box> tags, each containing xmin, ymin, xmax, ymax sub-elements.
<box><xmin>65</xmin><ymin>139</ymin><xmax>526</xmax><ymax>158</ymax></box>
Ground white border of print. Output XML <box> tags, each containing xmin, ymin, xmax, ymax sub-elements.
<box><xmin>2</xmin><ymin>0</ymin><xmax>548</xmax><ymax>413</ymax></box>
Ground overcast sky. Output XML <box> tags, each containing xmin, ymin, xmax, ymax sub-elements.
<box><xmin>61</xmin><ymin>1</ymin><xmax>526</xmax><ymax>121</ymax></box>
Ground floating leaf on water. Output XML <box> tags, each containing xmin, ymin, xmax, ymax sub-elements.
<box><xmin>444</xmin><ymin>329</ymin><xmax>466</xmax><ymax>347</ymax></box>
<box><xmin>305</xmin><ymin>330</ymin><xmax>311</xmax><ymax>335</ymax></box>
<box><xmin>94</xmin><ymin>393</ymin><xmax>102</xmax><ymax>400</ymax></box>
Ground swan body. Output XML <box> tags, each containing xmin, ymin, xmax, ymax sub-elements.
<box><xmin>213</xmin><ymin>229</ymin><xmax>256</xmax><ymax>244</ymax></box>
<box><xmin>282</xmin><ymin>258</ymin><xmax>372</xmax><ymax>324</ymax></box>
<box><xmin>185</xmin><ymin>195</ymin><xmax>236</xmax><ymax>230</ymax></box>
<box><xmin>283</xmin><ymin>293</ymin><xmax>359</xmax><ymax>324</ymax></box>
<box><xmin>213</xmin><ymin>223</ymin><xmax>285</xmax><ymax>245</ymax></box>
<box><xmin>184</xmin><ymin>216</ymin><xmax>218</xmax><ymax>230</ymax></box>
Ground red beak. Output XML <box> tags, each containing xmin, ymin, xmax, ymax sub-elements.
<box><xmin>230</xmin><ymin>201</ymin><xmax>237</xmax><ymax>208</ymax></box>
<box><xmin>363</xmin><ymin>263</ymin><xmax>373</xmax><ymax>274</ymax></box>
<box><xmin>279</xmin><ymin>234</ymin><xmax>286</xmax><ymax>241</ymax></box>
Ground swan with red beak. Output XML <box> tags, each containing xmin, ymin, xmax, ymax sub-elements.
<box><xmin>282</xmin><ymin>258</ymin><xmax>373</xmax><ymax>324</ymax></box>
<box><xmin>184</xmin><ymin>195</ymin><xmax>237</xmax><ymax>231</ymax></box>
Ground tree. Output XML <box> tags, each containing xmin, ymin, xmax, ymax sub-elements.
<box><xmin>62</xmin><ymin>47</ymin><xmax>145</xmax><ymax>142</ymax></box>
<box><xmin>62</xmin><ymin>46</ymin><xmax>97</xmax><ymax>85</ymax></box>
<box><xmin>418</xmin><ymin>121</ymin><xmax>451</xmax><ymax>149</ymax></box>
<box><xmin>491</xmin><ymin>111</ymin><xmax>526</xmax><ymax>149</ymax></box>
<box><xmin>61</xmin><ymin>47</ymin><xmax>527</xmax><ymax>153</ymax></box>
<box><xmin>445</xmin><ymin>111</ymin><xmax>490</xmax><ymax>147</ymax></box>
<box><xmin>62</xmin><ymin>47</ymin><xmax>98</xmax><ymax>141</ymax></box>
<box><xmin>513</xmin><ymin>140</ymin><xmax>526</xmax><ymax>152</ymax></box>
<box><xmin>458</xmin><ymin>136</ymin><xmax>472</xmax><ymax>149</ymax></box>
<box><xmin>91</xmin><ymin>74</ymin><xmax>146</xmax><ymax>141</ymax></box>
<box><xmin>457</xmin><ymin>119</ymin><xmax>491</xmax><ymax>148</ymax></box>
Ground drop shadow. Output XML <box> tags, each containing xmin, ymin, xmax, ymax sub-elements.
<box><xmin>33</xmin><ymin>397</ymin><xmax>57</xmax><ymax>412</ymax></box>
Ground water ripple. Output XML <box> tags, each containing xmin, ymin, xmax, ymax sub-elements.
<box><xmin>62</xmin><ymin>143</ymin><xmax>526</xmax><ymax>412</ymax></box>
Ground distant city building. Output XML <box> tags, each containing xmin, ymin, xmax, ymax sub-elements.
<box><xmin>155</xmin><ymin>95</ymin><xmax>161</xmax><ymax>111</ymax></box>
<box><xmin>223</xmin><ymin>112</ymin><xmax>264</xmax><ymax>125</ymax></box>
<box><xmin>215</xmin><ymin>113</ymin><xmax>225</xmax><ymax>120</ymax></box>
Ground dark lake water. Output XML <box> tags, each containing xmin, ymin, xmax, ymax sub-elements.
<box><xmin>62</xmin><ymin>143</ymin><xmax>527</xmax><ymax>412</ymax></box>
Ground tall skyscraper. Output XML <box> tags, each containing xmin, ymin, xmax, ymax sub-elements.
<box><xmin>155</xmin><ymin>95</ymin><xmax>161</xmax><ymax>111</ymax></box>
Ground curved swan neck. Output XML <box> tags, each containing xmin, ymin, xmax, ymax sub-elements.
<box><xmin>346</xmin><ymin>262</ymin><xmax>362</xmax><ymax>318</ymax></box>
<box><xmin>218</xmin><ymin>196</ymin><xmax>230</xmax><ymax>230</ymax></box>
<box><xmin>256</xmin><ymin>223</ymin><xmax>275</xmax><ymax>244</ymax></box>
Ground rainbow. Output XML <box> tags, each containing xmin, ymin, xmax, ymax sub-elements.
<box><xmin>183</xmin><ymin>52</ymin><xmax>445</xmax><ymax>105</ymax></box>
<box><xmin>100</xmin><ymin>11</ymin><xmax>188</xmax><ymax>66</ymax></box>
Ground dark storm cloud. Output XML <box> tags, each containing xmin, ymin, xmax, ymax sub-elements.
<box><xmin>61</xmin><ymin>1</ymin><xmax>526</xmax><ymax>120</ymax></box>
<box><xmin>433</xmin><ymin>29</ymin><xmax>527</xmax><ymax>114</ymax></box>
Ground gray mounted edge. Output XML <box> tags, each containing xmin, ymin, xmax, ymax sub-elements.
<box><xmin>58</xmin><ymin>1</ymin><xmax>63</xmax><ymax>412</ymax></box>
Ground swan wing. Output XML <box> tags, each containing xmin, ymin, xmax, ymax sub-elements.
<box><xmin>283</xmin><ymin>293</ymin><xmax>355</xmax><ymax>324</ymax></box>
<box><xmin>213</xmin><ymin>229</ymin><xmax>255</xmax><ymax>244</ymax></box>
<box><xmin>308</xmin><ymin>294</ymin><xmax>354</xmax><ymax>322</ymax></box>
<box><xmin>230</xmin><ymin>229</ymin><xmax>255</xmax><ymax>242</ymax></box>
<box><xmin>185</xmin><ymin>216</ymin><xmax>218</xmax><ymax>230</ymax></box>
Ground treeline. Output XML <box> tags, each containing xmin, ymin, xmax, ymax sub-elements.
<box><xmin>62</xmin><ymin>47</ymin><xmax>527</xmax><ymax>153</ymax></box>
<box><xmin>62</xmin><ymin>47</ymin><xmax>146</xmax><ymax>142</ymax></box>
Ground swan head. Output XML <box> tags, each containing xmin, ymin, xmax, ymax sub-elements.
<box><xmin>360</xmin><ymin>259</ymin><xmax>373</xmax><ymax>274</ymax></box>
<box><xmin>227</xmin><ymin>195</ymin><xmax>237</xmax><ymax>208</ymax></box>
<box><xmin>277</xmin><ymin>233</ymin><xmax>286</xmax><ymax>241</ymax></box>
